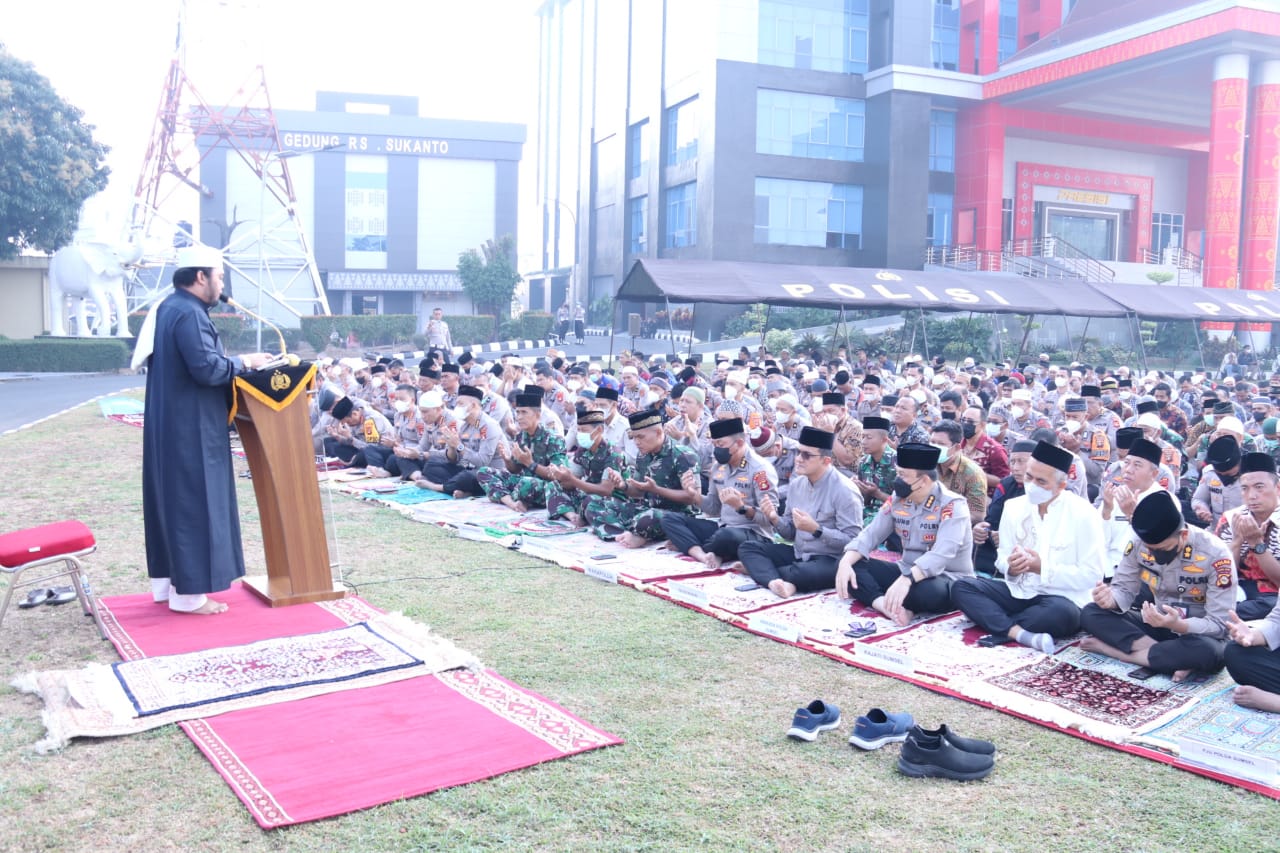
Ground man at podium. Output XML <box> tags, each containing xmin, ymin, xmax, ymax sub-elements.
<box><xmin>140</xmin><ymin>246</ymin><xmax>274</xmax><ymax>614</ymax></box>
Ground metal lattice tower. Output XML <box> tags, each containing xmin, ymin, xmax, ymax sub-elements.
<box><xmin>127</xmin><ymin>1</ymin><xmax>329</xmax><ymax>320</ymax></box>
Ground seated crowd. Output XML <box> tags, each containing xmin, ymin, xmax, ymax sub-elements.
<box><xmin>308</xmin><ymin>345</ymin><xmax>1280</xmax><ymax>714</ymax></box>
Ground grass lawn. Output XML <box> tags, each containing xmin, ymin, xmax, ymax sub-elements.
<box><xmin>2</xmin><ymin>393</ymin><xmax>1279</xmax><ymax>852</ymax></box>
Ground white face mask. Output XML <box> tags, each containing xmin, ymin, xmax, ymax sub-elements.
<box><xmin>576</xmin><ymin>431</ymin><xmax>594</xmax><ymax>449</ymax></box>
<box><xmin>568</xmin><ymin>379</ymin><xmax>583</xmax><ymax>391</ymax></box>
<box><xmin>985</xmin><ymin>422</ymin><xmax>1002</xmax><ymax>437</ymax></box>
<box><xmin>1011</xmin><ymin>405</ymin><xmax>1027</xmax><ymax>418</ymax></box>
<box><xmin>1024</xmin><ymin>482</ymin><xmax>1056</xmax><ymax>506</ymax></box>
<box><xmin>393</xmin><ymin>400</ymin><xmax>411</xmax><ymax>413</ymax></box>
<box><xmin>1054</xmin><ymin>377</ymin><xmax>1068</xmax><ymax>388</ymax></box>
<box><xmin>372</xmin><ymin>377</ymin><xmax>385</xmax><ymax>389</ymax></box>
<box><xmin>778</xmin><ymin>409</ymin><xmax>794</xmax><ymax>423</ymax></box>
<box><xmin>1063</xmin><ymin>420</ymin><xmax>1082</xmax><ymax>434</ymax></box>
<box><xmin>725</xmin><ymin>386</ymin><xmax>741</xmax><ymax>400</ymax></box>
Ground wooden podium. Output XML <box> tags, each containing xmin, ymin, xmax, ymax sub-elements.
<box><xmin>233</xmin><ymin>365</ymin><xmax>345</xmax><ymax>606</ymax></box>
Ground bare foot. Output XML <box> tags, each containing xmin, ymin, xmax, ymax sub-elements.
<box><xmin>452</xmin><ymin>489</ymin><xmax>470</xmax><ymax>499</ymax></box>
<box><xmin>367</xmin><ymin>466</ymin><xmax>390</xmax><ymax>478</ymax></box>
<box><xmin>416</xmin><ymin>478</ymin><xmax>443</xmax><ymax>491</ymax></box>
<box><xmin>768</xmin><ymin>579</ymin><xmax>797</xmax><ymax>599</ymax></box>
<box><xmin>703</xmin><ymin>553</ymin><xmax>722</xmax><ymax>570</ymax></box>
<box><xmin>1078</xmin><ymin>636</ymin><xmax>1143</xmax><ymax>665</ymax></box>
<box><xmin>565</xmin><ymin>512</ymin><xmax>583</xmax><ymax>527</ymax></box>
<box><xmin>1233</xmin><ymin>685</ymin><xmax>1280</xmax><ymax>713</ymax></box>
<box><xmin>892</xmin><ymin>607</ymin><xmax>915</xmax><ymax>627</ymax></box>
<box><xmin>512</xmin><ymin>500</ymin><xmax>528</xmax><ymax>513</ymax></box>
<box><xmin>176</xmin><ymin>598</ymin><xmax>228</xmax><ymax>615</ymax></box>
<box><xmin>1171</xmin><ymin>668</ymin><xmax>1192</xmax><ymax>683</ymax></box>
<box><xmin>616</xmin><ymin>532</ymin><xmax>648</xmax><ymax>549</ymax></box>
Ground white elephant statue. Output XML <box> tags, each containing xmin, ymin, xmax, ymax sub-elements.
<box><xmin>48</xmin><ymin>237</ymin><xmax>144</xmax><ymax>337</ymax></box>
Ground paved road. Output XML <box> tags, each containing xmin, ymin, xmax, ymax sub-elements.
<box><xmin>0</xmin><ymin>372</ymin><xmax>145</xmax><ymax>434</ymax></box>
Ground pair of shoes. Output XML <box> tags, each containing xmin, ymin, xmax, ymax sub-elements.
<box><xmin>16</xmin><ymin>587</ymin><xmax>77</xmax><ymax>608</ymax></box>
<box><xmin>897</xmin><ymin>725</ymin><xmax>996</xmax><ymax>781</ymax></box>
<box><xmin>848</xmin><ymin>708</ymin><xmax>914</xmax><ymax>750</ymax></box>
<box><xmin>786</xmin><ymin>699</ymin><xmax>842</xmax><ymax>741</ymax></box>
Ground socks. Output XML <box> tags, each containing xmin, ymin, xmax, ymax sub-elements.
<box><xmin>1015</xmin><ymin>629</ymin><xmax>1056</xmax><ymax>654</ymax></box>
<box><xmin>150</xmin><ymin>578</ymin><xmax>172</xmax><ymax>603</ymax></box>
<box><xmin>168</xmin><ymin>591</ymin><xmax>208</xmax><ymax>612</ymax></box>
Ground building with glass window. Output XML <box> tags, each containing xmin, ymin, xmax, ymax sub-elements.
<box><xmin>532</xmin><ymin>0</ymin><xmax>1280</xmax><ymax>331</ymax></box>
<box><xmin>198</xmin><ymin>91</ymin><xmax>523</xmax><ymax>327</ymax></box>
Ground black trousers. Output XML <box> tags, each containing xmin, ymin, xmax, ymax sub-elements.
<box><xmin>738</xmin><ymin>540</ymin><xmax>838</xmax><ymax>593</ymax></box>
<box><xmin>950</xmin><ymin>576</ymin><xmax>1081</xmax><ymax>638</ymax></box>
<box><xmin>847</xmin><ymin>557</ymin><xmax>953</xmax><ymax>615</ymax></box>
<box><xmin>363</xmin><ymin>444</ymin><xmax>394</xmax><ymax>470</ymax></box>
<box><xmin>1224</xmin><ymin>642</ymin><xmax>1280</xmax><ymax>694</ymax></box>
<box><xmin>423</xmin><ymin>461</ymin><xmax>482</xmax><ymax>496</ymax></box>
<box><xmin>1236</xmin><ymin>579</ymin><xmax>1278</xmax><ymax>621</ymax></box>
<box><xmin>659</xmin><ymin>515</ymin><xmax>758</xmax><ymax>559</ymax></box>
<box><xmin>574</xmin><ymin>319</ymin><xmax>585</xmax><ymax>342</ymax></box>
<box><xmin>1079</xmin><ymin>604</ymin><xmax>1225</xmax><ymax>674</ymax></box>
<box><xmin>323</xmin><ymin>437</ymin><xmax>363</xmax><ymax>465</ymax></box>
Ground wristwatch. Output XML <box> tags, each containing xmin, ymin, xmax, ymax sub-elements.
<box><xmin>811</xmin><ymin>527</ymin><xmax>823</xmax><ymax>539</ymax></box>
<box><xmin>1252</xmin><ymin>541</ymin><xmax>1268</xmax><ymax>555</ymax></box>
<box><xmin>736</xmin><ymin>506</ymin><xmax>748</xmax><ymax>515</ymax></box>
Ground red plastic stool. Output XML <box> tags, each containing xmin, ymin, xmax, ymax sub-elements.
<box><xmin>0</xmin><ymin>520</ymin><xmax>105</xmax><ymax>639</ymax></box>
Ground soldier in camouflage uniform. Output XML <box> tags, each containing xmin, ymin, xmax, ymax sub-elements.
<box><xmin>477</xmin><ymin>392</ymin><xmax>569</xmax><ymax>511</ymax></box>
<box><xmin>855</xmin><ymin>416</ymin><xmax>899</xmax><ymax>526</ymax></box>
<box><xmin>545</xmin><ymin>408</ymin><xmax>630</xmax><ymax>524</ymax></box>
<box><xmin>583</xmin><ymin>408</ymin><xmax>701</xmax><ymax>546</ymax></box>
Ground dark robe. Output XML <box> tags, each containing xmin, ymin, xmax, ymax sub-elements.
<box><xmin>142</xmin><ymin>288</ymin><xmax>247</xmax><ymax>594</ymax></box>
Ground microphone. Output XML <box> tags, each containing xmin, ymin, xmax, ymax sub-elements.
<box><xmin>219</xmin><ymin>293</ymin><xmax>288</xmax><ymax>357</ymax></box>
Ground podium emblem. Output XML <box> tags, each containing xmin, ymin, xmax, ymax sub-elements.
<box><xmin>269</xmin><ymin>370</ymin><xmax>292</xmax><ymax>392</ymax></box>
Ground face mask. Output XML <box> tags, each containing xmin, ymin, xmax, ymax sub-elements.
<box><xmin>372</xmin><ymin>377</ymin><xmax>385</xmax><ymax>389</ymax></box>
<box><xmin>934</xmin><ymin>445</ymin><xmax>950</xmax><ymax>466</ymax></box>
<box><xmin>779</xmin><ymin>410</ymin><xmax>794</xmax><ymax>423</ymax></box>
<box><xmin>725</xmin><ymin>386</ymin><xmax>740</xmax><ymax>400</ymax></box>
<box><xmin>713</xmin><ymin>446</ymin><xmax>733</xmax><ymax>465</ymax></box>
<box><xmin>1255</xmin><ymin>411</ymin><xmax>1268</xmax><ymax>423</ymax></box>
<box><xmin>939</xmin><ymin>412</ymin><xmax>955</xmax><ymax>421</ymax></box>
<box><xmin>1120</xmin><ymin>391</ymin><xmax>1132</xmax><ymax>400</ymax></box>
<box><xmin>576</xmin><ymin>431</ymin><xmax>594</xmax><ymax>449</ymax></box>
<box><xmin>1151</xmin><ymin>545</ymin><xmax>1180</xmax><ymax>565</ymax></box>
<box><xmin>1054</xmin><ymin>377</ymin><xmax>1067</xmax><ymax>388</ymax></box>
<box><xmin>891</xmin><ymin>477</ymin><xmax>914</xmax><ymax>499</ymax></box>
<box><xmin>747</xmin><ymin>379</ymin><xmax>760</xmax><ymax>391</ymax></box>
<box><xmin>1024</xmin><ymin>482</ymin><xmax>1055</xmax><ymax>505</ymax></box>
<box><xmin>1204</xmin><ymin>414</ymin><xmax>1216</xmax><ymax>426</ymax></box>
<box><xmin>357</xmin><ymin>376</ymin><xmax>368</xmax><ymax>386</ymax></box>
<box><xmin>1011</xmin><ymin>405</ymin><xmax>1027</xmax><ymax>419</ymax></box>
<box><xmin>1157</xmin><ymin>399</ymin><xmax>1168</xmax><ymax>409</ymax></box>
<box><xmin>1101</xmin><ymin>393</ymin><xmax>1114</xmax><ymax>405</ymax></box>
<box><xmin>985</xmin><ymin>423</ymin><xmax>1002</xmax><ymax>437</ymax></box>
<box><xmin>1063</xmin><ymin>420</ymin><xmax>1082</xmax><ymax>434</ymax></box>
<box><xmin>393</xmin><ymin>400</ymin><xmax>411</xmax><ymax>413</ymax></box>
<box><xmin>961</xmin><ymin>422</ymin><xmax>977</xmax><ymax>440</ymax></box>
<box><xmin>568</xmin><ymin>379</ymin><xmax>583</xmax><ymax>391</ymax></box>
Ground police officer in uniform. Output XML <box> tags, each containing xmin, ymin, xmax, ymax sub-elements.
<box><xmin>1080</xmin><ymin>490</ymin><xmax>1233</xmax><ymax>678</ymax></box>
<box><xmin>661</xmin><ymin>417</ymin><xmax>777</xmax><ymax>567</ymax></box>
<box><xmin>742</xmin><ymin>426</ymin><xmax>864</xmax><ymax>598</ymax></box>
<box><xmin>477</xmin><ymin>392</ymin><xmax>569</xmax><ymax>511</ymax></box>
<box><xmin>417</xmin><ymin>385</ymin><xmax>503</xmax><ymax>497</ymax></box>
<box><xmin>1191</xmin><ymin>435</ymin><xmax>1243</xmax><ymax>530</ymax></box>
<box><xmin>836</xmin><ymin>443</ymin><xmax>975</xmax><ymax>626</ymax></box>
<box><xmin>1081</xmin><ymin>384</ymin><xmax>1120</xmax><ymax>467</ymax></box>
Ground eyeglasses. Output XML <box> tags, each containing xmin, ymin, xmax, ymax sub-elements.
<box><xmin>796</xmin><ymin>450</ymin><xmax>822</xmax><ymax>461</ymax></box>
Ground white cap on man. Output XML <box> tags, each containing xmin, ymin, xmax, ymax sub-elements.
<box><xmin>175</xmin><ymin>245</ymin><xmax>223</xmax><ymax>270</ymax></box>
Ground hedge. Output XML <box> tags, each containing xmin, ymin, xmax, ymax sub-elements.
<box><xmin>300</xmin><ymin>315</ymin><xmax>417</xmax><ymax>351</ymax></box>
<box><xmin>519</xmin><ymin>311</ymin><xmax>554</xmax><ymax>341</ymax></box>
<box><xmin>0</xmin><ymin>338</ymin><xmax>130</xmax><ymax>372</ymax></box>
<box><xmin>448</xmin><ymin>315</ymin><xmax>497</xmax><ymax>347</ymax></box>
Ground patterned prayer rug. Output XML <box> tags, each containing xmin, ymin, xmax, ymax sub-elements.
<box><xmin>1141</xmin><ymin>688</ymin><xmax>1280</xmax><ymax>759</ymax></box>
<box><xmin>1050</xmin><ymin>645</ymin><xmax>1234</xmax><ymax>699</ymax></box>
<box><xmin>752</xmin><ymin>593</ymin><xmax>926</xmax><ymax>647</ymax></box>
<box><xmin>984</xmin><ymin>656</ymin><xmax>1195</xmax><ymax>730</ymax></box>
<box><xmin>855</xmin><ymin>613</ymin><xmax>1045</xmax><ymax>686</ymax></box>
<box><xmin>652</xmin><ymin>571</ymin><xmax>814</xmax><ymax>616</ymax></box>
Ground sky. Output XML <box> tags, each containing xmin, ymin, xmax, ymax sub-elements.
<box><xmin>3</xmin><ymin>0</ymin><xmax>543</xmax><ymax>265</ymax></box>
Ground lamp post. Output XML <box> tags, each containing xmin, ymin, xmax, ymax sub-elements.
<box><xmin>255</xmin><ymin>143</ymin><xmax>341</xmax><ymax>350</ymax></box>
<box><xmin>548</xmin><ymin>197</ymin><xmax>578</xmax><ymax>310</ymax></box>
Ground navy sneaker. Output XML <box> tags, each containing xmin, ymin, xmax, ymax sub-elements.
<box><xmin>897</xmin><ymin>729</ymin><xmax>994</xmax><ymax>781</ymax></box>
<box><xmin>911</xmin><ymin>724</ymin><xmax>996</xmax><ymax>756</ymax></box>
<box><xmin>786</xmin><ymin>699</ymin><xmax>842</xmax><ymax>741</ymax></box>
<box><xmin>848</xmin><ymin>708</ymin><xmax>914</xmax><ymax>750</ymax></box>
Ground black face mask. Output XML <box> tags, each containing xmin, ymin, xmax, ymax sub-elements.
<box><xmin>356</xmin><ymin>376</ymin><xmax>368</xmax><ymax>385</ymax></box>
<box><xmin>1157</xmin><ymin>399</ymin><xmax>1169</xmax><ymax>409</ymax></box>
<box><xmin>939</xmin><ymin>412</ymin><xmax>956</xmax><ymax>421</ymax></box>
<box><xmin>1218</xmin><ymin>471</ymin><xmax>1238</xmax><ymax>486</ymax></box>
<box><xmin>713</xmin><ymin>446</ymin><xmax>733</xmax><ymax>465</ymax></box>
<box><xmin>892</xmin><ymin>477</ymin><xmax>914</xmax><ymax>499</ymax></box>
<box><xmin>1254</xmin><ymin>411</ymin><xmax>1268</xmax><ymax>423</ymax></box>
<box><xmin>961</xmin><ymin>422</ymin><xmax>977</xmax><ymax>439</ymax></box>
<box><xmin>1151</xmin><ymin>545</ymin><xmax>1180</xmax><ymax>565</ymax></box>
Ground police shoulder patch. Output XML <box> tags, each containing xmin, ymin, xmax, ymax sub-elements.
<box><xmin>753</xmin><ymin>471</ymin><xmax>771</xmax><ymax>492</ymax></box>
<box><xmin>1124</xmin><ymin>541</ymin><xmax>1134</xmax><ymax>556</ymax></box>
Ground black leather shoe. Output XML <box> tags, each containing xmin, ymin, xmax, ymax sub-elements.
<box><xmin>897</xmin><ymin>730</ymin><xmax>995</xmax><ymax>781</ymax></box>
<box><xmin>911</xmin><ymin>724</ymin><xmax>996</xmax><ymax>756</ymax></box>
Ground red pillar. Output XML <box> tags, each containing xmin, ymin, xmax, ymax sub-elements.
<box><xmin>1241</xmin><ymin>61</ymin><xmax>1280</xmax><ymax>336</ymax></box>
<box><xmin>955</xmin><ymin>102</ymin><xmax>1005</xmax><ymax>255</ymax></box>
<box><xmin>1203</xmin><ymin>54</ymin><xmax>1250</xmax><ymax>333</ymax></box>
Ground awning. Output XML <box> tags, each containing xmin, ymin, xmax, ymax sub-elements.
<box><xmin>617</xmin><ymin>259</ymin><xmax>1124</xmax><ymax>316</ymax></box>
<box><xmin>617</xmin><ymin>258</ymin><xmax>1280</xmax><ymax>322</ymax></box>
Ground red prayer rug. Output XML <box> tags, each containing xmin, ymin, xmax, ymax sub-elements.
<box><xmin>95</xmin><ymin>586</ymin><xmax>621</xmax><ymax>828</ymax></box>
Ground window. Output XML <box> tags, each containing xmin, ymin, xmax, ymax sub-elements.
<box><xmin>758</xmin><ymin>0</ymin><xmax>870</xmax><ymax>75</ymax></box>
<box><xmin>357</xmin><ymin>295</ymin><xmax>380</xmax><ymax>315</ymax></box>
<box><xmin>1150</xmin><ymin>212</ymin><xmax>1185</xmax><ymax>257</ymax></box>
<box><xmin>929</xmin><ymin>110</ymin><xmax>955</xmax><ymax>172</ymax></box>
<box><xmin>345</xmin><ymin>155</ymin><xmax>388</xmax><ymax>269</ymax></box>
<box><xmin>665</xmin><ymin>182</ymin><xmax>697</xmax><ymax>248</ymax></box>
<box><xmin>666</xmin><ymin>98</ymin><xmax>698</xmax><ymax>166</ymax></box>
<box><xmin>756</xmin><ymin>89</ymin><xmax>865</xmax><ymax>161</ymax></box>
<box><xmin>629</xmin><ymin>196</ymin><xmax>648</xmax><ymax>254</ymax></box>
<box><xmin>627</xmin><ymin>120</ymin><xmax>651</xmax><ymax>181</ymax></box>
<box><xmin>931</xmin><ymin>0</ymin><xmax>960</xmax><ymax>71</ymax></box>
<box><xmin>997</xmin><ymin>0</ymin><xmax>1018</xmax><ymax>63</ymax></box>
<box><xmin>927</xmin><ymin>193</ymin><xmax>953</xmax><ymax>247</ymax></box>
<box><xmin>754</xmin><ymin>177</ymin><xmax>862</xmax><ymax>249</ymax></box>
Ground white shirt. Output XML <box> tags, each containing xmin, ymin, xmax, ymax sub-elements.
<box><xmin>996</xmin><ymin>489</ymin><xmax>1106</xmax><ymax>606</ymax></box>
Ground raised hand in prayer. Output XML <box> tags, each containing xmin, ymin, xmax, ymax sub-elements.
<box><xmin>511</xmin><ymin>443</ymin><xmax>534</xmax><ymax>467</ymax></box>
<box><xmin>1227</xmin><ymin>610</ymin><xmax>1265</xmax><ymax>647</ymax></box>
<box><xmin>498</xmin><ymin>442</ymin><xmax>512</xmax><ymax>461</ymax></box>
<box><xmin>791</xmin><ymin>508</ymin><xmax>818</xmax><ymax>533</ymax></box>
<box><xmin>604</xmin><ymin>467</ymin><xmax>625</xmax><ymax>490</ymax></box>
<box><xmin>718</xmin><ymin>487</ymin><xmax>745</xmax><ymax>509</ymax></box>
<box><xmin>759</xmin><ymin>494</ymin><xmax>778</xmax><ymax>525</ymax></box>
<box><xmin>1234</xmin><ymin>514</ymin><xmax>1266</xmax><ymax>547</ymax></box>
<box><xmin>1114</xmin><ymin>485</ymin><xmax>1138</xmax><ymax>518</ymax></box>
<box><xmin>1007</xmin><ymin>545</ymin><xmax>1041</xmax><ymax>576</ymax></box>
<box><xmin>1141</xmin><ymin>601</ymin><xmax>1184</xmax><ymax>631</ymax></box>
<box><xmin>1091</xmin><ymin>580</ymin><xmax>1116</xmax><ymax>610</ymax></box>
<box><xmin>679</xmin><ymin>469</ymin><xmax>699</xmax><ymax>493</ymax></box>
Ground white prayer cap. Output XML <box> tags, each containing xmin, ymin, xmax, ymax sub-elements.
<box><xmin>1136</xmin><ymin>412</ymin><xmax>1163</xmax><ymax>431</ymax></box>
<box><xmin>726</xmin><ymin>370</ymin><xmax>749</xmax><ymax>386</ymax></box>
<box><xmin>1217</xmin><ymin>415</ymin><xmax>1245</xmax><ymax>436</ymax></box>
<box><xmin>176</xmin><ymin>245</ymin><xmax>223</xmax><ymax>269</ymax></box>
<box><xmin>770</xmin><ymin>393</ymin><xmax>799</xmax><ymax>410</ymax></box>
<box><xmin>340</xmin><ymin>357</ymin><xmax>365</xmax><ymax>369</ymax></box>
<box><xmin>1011</xmin><ymin>389</ymin><xmax>1032</xmax><ymax>402</ymax></box>
<box><xmin>931</xmin><ymin>373</ymin><xmax>949</xmax><ymax>387</ymax></box>
<box><xmin>418</xmin><ymin>390</ymin><xmax>445</xmax><ymax>409</ymax></box>
<box><xmin>909</xmin><ymin>389</ymin><xmax>927</xmax><ymax>404</ymax></box>
<box><xmin>621</xmin><ymin>365</ymin><xmax>639</xmax><ymax>375</ymax></box>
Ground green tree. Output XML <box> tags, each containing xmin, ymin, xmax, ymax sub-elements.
<box><xmin>457</xmin><ymin>235</ymin><xmax>521</xmax><ymax>326</ymax></box>
<box><xmin>0</xmin><ymin>44</ymin><xmax>110</xmax><ymax>259</ymax></box>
